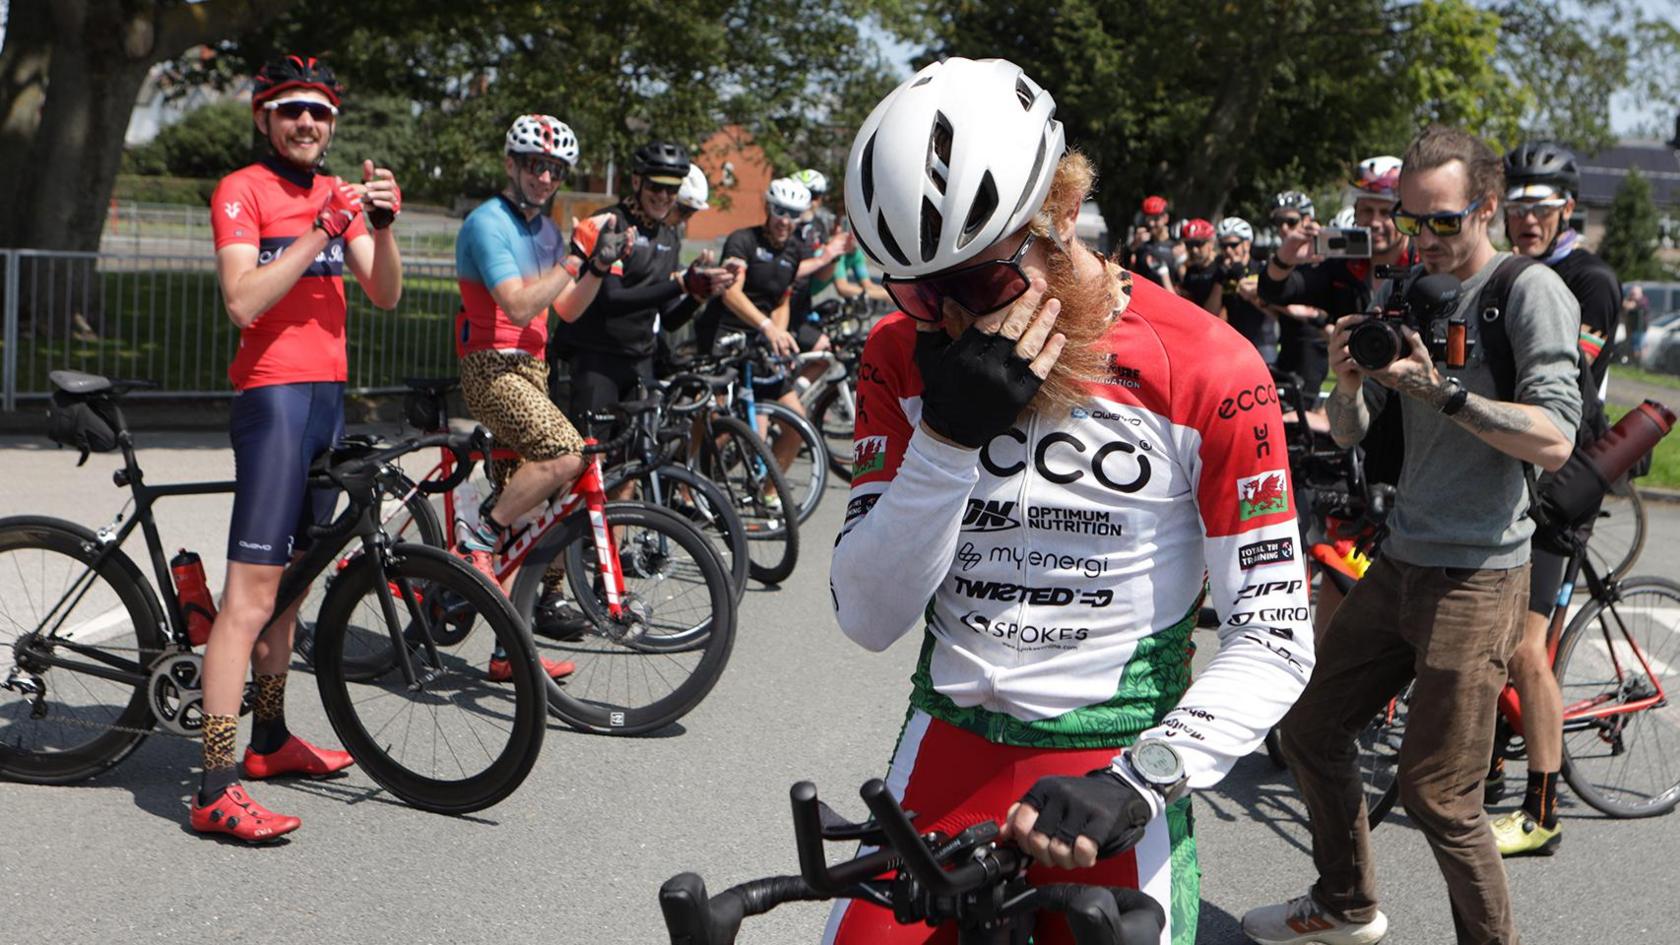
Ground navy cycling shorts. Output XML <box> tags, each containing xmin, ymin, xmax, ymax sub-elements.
<box><xmin>227</xmin><ymin>381</ymin><xmax>345</xmax><ymax>566</ymax></box>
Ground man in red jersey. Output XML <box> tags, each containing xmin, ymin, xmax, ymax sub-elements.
<box><xmin>195</xmin><ymin>54</ymin><xmax>404</xmax><ymax>843</ymax></box>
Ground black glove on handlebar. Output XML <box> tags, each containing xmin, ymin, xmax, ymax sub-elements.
<box><xmin>913</xmin><ymin>327</ymin><xmax>1042</xmax><ymax>450</ymax></box>
<box><xmin>1019</xmin><ymin>768</ymin><xmax>1153</xmax><ymax>859</ymax></box>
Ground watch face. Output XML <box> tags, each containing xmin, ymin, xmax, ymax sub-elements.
<box><xmin>1133</xmin><ymin>741</ymin><xmax>1182</xmax><ymax>782</ymax></box>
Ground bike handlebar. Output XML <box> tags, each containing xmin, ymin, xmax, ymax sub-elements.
<box><xmin>303</xmin><ymin>428</ymin><xmax>492</xmax><ymax>540</ymax></box>
<box><xmin>660</xmin><ymin>779</ymin><xmax>1166</xmax><ymax>945</ymax></box>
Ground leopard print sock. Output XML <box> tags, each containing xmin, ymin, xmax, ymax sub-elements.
<box><xmin>249</xmin><ymin>673</ymin><xmax>290</xmax><ymax>755</ymax></box>
<box><xmin>199</xmin><ymin>713</ymin><xmax>239</xmax><ymax>804</ymax></box>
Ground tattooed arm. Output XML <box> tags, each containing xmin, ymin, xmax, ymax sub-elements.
<box><xmin>1325</xmin><ymin>381</ymin><xmax>1371</xmax><ymax>449</ymax></box>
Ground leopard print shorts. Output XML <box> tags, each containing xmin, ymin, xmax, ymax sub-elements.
<box><xmin>459</xmin><ymin>350</ymin><xmax>585</xmax><ymax>488</ymax></box>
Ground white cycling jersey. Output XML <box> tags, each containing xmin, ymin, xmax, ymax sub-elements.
<box><xmin>831</xmin><ymin>273</ymin><xmax>1314</xmax><ymax>800</ymax></box>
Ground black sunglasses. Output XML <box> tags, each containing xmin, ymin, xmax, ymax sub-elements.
<box><xmin>1273</xmin><ymin>215</ymin><xmax>1303</xmax><ymax>228</ymax></box>
<box><xmin>882</xmin><ymin>232</ymin><xmax>1037</xmax><ymax>323</ymax></box>
<box><xmin>645</xmin><ymin>181</ymin><xmax>681</xmax><ymax>195</ymax></box>
<box><xmin>1219</xmin><ymin>240</ymin><xmax>1243</xmax><ymax>249</ymax></box>
<box><xmin>517</xmin><ymin>154</ymin><xmax>570</xmax><ymax>179</ymax></box>
<box><xmin>266</xmin><ymin>100</ymin><xmax>337</xmax><ymax>121</ymax></box>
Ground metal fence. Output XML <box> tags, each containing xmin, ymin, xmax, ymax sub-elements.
<box><xmin>1</xmin><ymin>248</ymin><xmax>463</xmax><ymax>411</ymax></box>
<box><xmin>102</xmin><ymin>200</ymin><xmax>464</xmax><ymax>262</ymax></box>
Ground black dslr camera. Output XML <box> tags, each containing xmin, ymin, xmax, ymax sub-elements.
<box><xmin>1347</xmin><ymin>271</ymin><xmax>1464</xmax><ymax>371</ymax></box>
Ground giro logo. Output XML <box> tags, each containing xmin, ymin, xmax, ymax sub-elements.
<box><xmin>1226</xmin><ymin>607</ymin><xmax>1309</xmax><ymax>627</ymax></box>
<box><xmin>962</xmin><ymin>499</ymin><xmax>1020</xmax><ymax>532</ymax></box>
<box><xmin>1236</xmin><ymin>580</ymin><xmax>1303</xmax><ymax>600</ymax></box>
<box><xmin>1218</xmin><ymin>383</ymin><xmax>1276</xmax><ymax>419</ymax></box>
<box><xmin>1238</xmin><ymin>537</ymin><xmax>1295</xmax><ymax>570</ymax></box>
<box><xmin>980</xmin><ymin>428</ymin><xmax>1151</xmax><ymax>494</ymax></box>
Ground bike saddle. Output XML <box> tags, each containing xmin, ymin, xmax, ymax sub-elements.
<box><xmin>402</xmin><ymin>376</ymin><xmax>460</xmax><ymax>396</ymax></box>
<box><xmin>48</xmin><ymin>370</ymin><xmax>156</xmax><ymax>396</ymax></box>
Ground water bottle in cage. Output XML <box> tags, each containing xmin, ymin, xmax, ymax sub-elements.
<box><xmin>169</xmin><ymin>548</ymin><xmax>218</xmax><ymax>646</ymax></box>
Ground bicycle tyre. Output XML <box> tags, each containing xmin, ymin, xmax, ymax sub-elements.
<box><xmin>810</xmin><ymin>381</ymin><xmax>855</xmax><ymax>483</ymax></box>
<box><xmin>1359</xmin><ymin>683</ymin><xmax>1410</xmax><ymax>831</ymax></box>
<box><xmin>636</xmin><ymin>464</ymin><xmax>750</xmax><ymax>605</ymax></box>
<box><xmin>510</xmin><ymin>503</ymin><xmax>737</xmax><ymax>736</ymax></box>
<box><xmin>1580</xmin><ymin>485</ymin><xmax>1646</xmax><ymax>587</ymax></box>
<box><xmin>0</xmin><ymin>517</ymin><xmax>167</xmax><ymax>784</ymax></box>
<box><xmin>697</xmin><ymin>415</ymin><xmax>800</xmax><ymax>585</ymax></box>
<box><xmin>312</xmin><ymin>543</ymin><xmax>546</xmax><ymax>814</ymax></box>
<box><xmin>753</xmin><ymin>400</ymin><xmax>829</xmax><ymax>526</ymax></box>
<box><xmin>1556</xmin><ymin>575</ymin><xmax>1680</xmax><ymax>818</ymax></box>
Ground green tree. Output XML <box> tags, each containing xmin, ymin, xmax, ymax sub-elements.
<box><xmin>1599</xmin><ymin>168</ymin><xmax>1666</xmax><ymax>282</ymax></box>
<box><xmin>124</xmin><ymin>99</ymin><xmax>251</xmax><ymax>179</ymax></box>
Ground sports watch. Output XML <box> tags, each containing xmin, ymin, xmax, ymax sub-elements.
<box><xmin>1123</xmin><ymin>738</ymin><xmax>1189</xmax><ymax>804</ymax></box>
<box><xmin>1439</xmin><ymin>376</ymin><xmax>1469</xmax><ymax>416</ymax></box>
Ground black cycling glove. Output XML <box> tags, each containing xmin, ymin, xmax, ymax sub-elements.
<box><xmin>589</xmin><ymin>218</ymin><xmax>632</xmax><ymax>276</ymax></box>
<box><xmin>913</xmin><ymin>326</ymin><xmax>1043</xmax><ymax>449</ymax></box>
<box><xmin>1019</xmin><ymin>768</ymin><xmax>1153</xmax><ymax>859</ymax></box>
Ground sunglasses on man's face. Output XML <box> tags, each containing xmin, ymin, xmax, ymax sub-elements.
<box><xmin>1504</xmin><ymin>200</ymin><xmax>1566</xmax><ymax>221</ymax></box>
<box><xmin>645</xmin><ymin>181</ymin><xmax>681</xmax><ymax>195</ymax></box>
<box><xmin>517</xmin><ymin>154</ymin><xmax>570</xmax><ymax>180</ymax></box>
<box><xmin>1273</xmin><ymin>215</ymin><xmax>1302</xmax><ymax>228</ymax></box>
<box><xmin>768</xmin><ymin>204</ymin><xmax>802</xmax><ymax>220</ymax></box>
<box><xmin>1219</xmin><ymin>240</ymin><xmax>1243</xmax><ymax>250</ymax></box>
<box><xmin>265</xmin><ymin>100</ymin><xmax>337</xmax><ymax>122</ymax></box>
<box><xmin>1393</xmin><ymin>197</ymin><xmax>1484</xmax><ymax>237</ymax></box>
<box><xmin>882</xmin><ymin>232</ymin><xmax>1037</xmax><ymax>323</ymax></box>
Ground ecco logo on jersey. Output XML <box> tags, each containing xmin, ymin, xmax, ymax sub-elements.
<box><xmin>1238</xmin><ymin>537</ymin><xmax>1295</xmax><ymax>570</ymax></box>
<box><xmin>962</xmin><ymin>499</ymin><xmax>1020</xmax><ymax>532</ymax></box>
<box><xmin>981</xmin><ymin>428</ymin><xmax>1151</xmax><ymax>494</ymax></box>
<box><xmin>1236</xmin><ymin>580</ymin><xmax>1303</xmax><ymax>600</ymax></box>
<box><xmin>1218</xmin><ymin>383</ymin><xmax>1276</xmax><ymax>419</ymax></box>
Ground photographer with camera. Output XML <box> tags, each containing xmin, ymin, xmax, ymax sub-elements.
<box><xmin>1243</xmin><ymin>126</ymin><xmax>1582</xmax><ymax>945</ymax></box>
<box><xmin>1129</xmin><ymin>194</ymin><xmax>1177</xmax><ymax>289</ymax></box>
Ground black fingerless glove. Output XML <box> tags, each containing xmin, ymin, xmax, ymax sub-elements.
<box><xmin>681</xmin><ymin>261</ymin><xmax>718</xmax><ymax>298</ymax></box>
<box><xmin>1019</xmin><ymin>768</ymin><xmax>1153</xmax><ymax>859</ymax></box>
<box><xmin>913</xmin><ymin>327</ymin><xmax>1043</xmax><ymax>449</ymax></box>
<box><xmin>590</xmin><ymin>219</ymin><xmax>631</xmax><ymax>275</ymax></box>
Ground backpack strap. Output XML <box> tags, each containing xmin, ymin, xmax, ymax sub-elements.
<box><xmin>1474</xmin><ymin>255</ymin><xmax>1541</xmax><ymax>404</ymax></box>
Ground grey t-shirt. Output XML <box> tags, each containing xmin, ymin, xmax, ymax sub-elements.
<box><xmin>1383</xmin><ymin>252</ymin><xmax>1583</xmax><ymax>570</ymax></box>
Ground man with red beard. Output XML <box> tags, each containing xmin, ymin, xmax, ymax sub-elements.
<box><xmin>827</xmin><ymin>56</ymin><xmax>1313</xmax><ymax>945</ymax></box>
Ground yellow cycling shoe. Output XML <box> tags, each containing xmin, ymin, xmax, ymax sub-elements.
<box><xmin>1492</xmin><ymin>810</ymin><xmax>1561</xmax><ymax>856</ymax></box>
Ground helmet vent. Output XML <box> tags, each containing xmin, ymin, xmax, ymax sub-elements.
<box><xmin>1015</xmin><ymin>78</ymin><xmax>1034</xmax><ymax>110</ymax></box>
<box><xmin>920</xmin><ymin>197</ymin><xmax>944</xmax><ymax>262</ymax></box>
<box><xmin>911</xmin><ymin>74</ymin><xmax>934</xmax><ymax>88</ymax></box>
<box><xmin>927</xmin><ymin>113</ymin><xmax>954</xmax><ymax>194</ymax></box>
<box><xmin>875</xmin><ymin>210</ymin><xmax>911</xmax><ymax>267</ymax></box>
<box><xmin>958</xmin><ymin>171</ymin><xmax>999</xmax><ymax>249</ymax></box>
<box><xmin>859</xmin><ymin>134</ymin><xmax>877</xmax><ymax>210</ymax></box>
<box><xmin>1011</xmin><ymin>134</ymin><xmax>1049</xmax><ymax>218</ymax></box>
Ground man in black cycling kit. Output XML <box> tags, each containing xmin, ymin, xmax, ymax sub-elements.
<box><xmin>698</xmin><ymin>177</ymin><xmax>846</xmax><ymax>475</ymax></box>
<box><xmin>551</xmin><ymin>141</ymin><xmax>734</xmax><ymax>426</ymax></box>
<box><xmin>1487</xmin><ymin>140</ymin><xmax>1619</xmax><ymax>858</ymax></box>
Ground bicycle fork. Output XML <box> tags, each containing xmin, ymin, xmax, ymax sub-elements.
<box><xmin>579</xmin><ymin>450</ymin><xmax>627</xmax><ymax>620</ymax></box>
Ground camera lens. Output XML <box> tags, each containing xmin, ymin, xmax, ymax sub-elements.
<box><xmin>1349</xmin><ymin>321</ymin><xmax>1403</xmax><ymax>371</ymax></box>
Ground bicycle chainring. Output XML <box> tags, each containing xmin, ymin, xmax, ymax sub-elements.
<box><xmin>146</xmin><ymin>652</ymin><xmax>207</xmax><ymax>737</ymax></box>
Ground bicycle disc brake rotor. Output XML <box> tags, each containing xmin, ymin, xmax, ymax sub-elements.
<box><xmin>147</xmin><ymin>652</ymin><xmax>206</xmax><ymax>737</ymax></box>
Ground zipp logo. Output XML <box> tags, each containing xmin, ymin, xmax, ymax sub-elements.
<box><xmin>1236</xmin><ymin>580</ymin><xmax>1303</xmax><ymax>600</ymax></box>
<box><xmin>962</xmin><ymin>499</ymin><xmax>1020</xmax><ymax>532</ymax></box>
<box><xmin>1218</xmin><ymin>383</ymin><xmax>1276</xmax><ymax>419</ymax></box>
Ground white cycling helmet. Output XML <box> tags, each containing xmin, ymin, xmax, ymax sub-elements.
<box><xmin>792</xmin><ymin>168</ymin><xmax>829</xmax><ymax>196</ymax></box>
<box><xmin>1215</xmin><ymin>217</ymin><xmax>1253</xmax><ymax>243</ymax></box>
<box><xmin>1330</xmin><ymin>206</ymin><xmax>1357</xmax><ymax>229</ymax></box>
<box><xmin>677</xmin><ymin>163</ymin><xmax>710</xmax><ymax>211</ymax></box>
<box><xmin>505</xmin><ymin>115</ymin><xmax>579</xmax><ymax>166</ymax></box>
<box><xmin>844</xmin><ymin>57</ymin><xmax>1066</xmax><ymax>278</ymax></box>
<box><xmin>1347</xmin><ymin>155</ymin><xmax>1402</xmax><ymax>204</ymax></box>
<box><xmin>766</xmin><ymin>177</ymin><xmax>812</xmax><ymax>214</ymax></box>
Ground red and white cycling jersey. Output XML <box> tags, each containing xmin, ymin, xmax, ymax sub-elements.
<box><xmin>831</xmin><ymin>274</ymin><xmax>1314</xmax><ymax>794</ymax></box>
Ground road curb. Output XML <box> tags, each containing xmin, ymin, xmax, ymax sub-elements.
<box><xmin>1638</xmin><ymin>485</ymin><xmax>1680</xmax><ymax>504</ymax></box>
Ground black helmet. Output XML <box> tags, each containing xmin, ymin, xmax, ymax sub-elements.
<box><xmin>251</xmin><ymin>54</ymin><xmax>343</xmax><ymax>107</ymax></box>
<box><xmin>632</xmin><ymin>141</ymin><xmax>691</xmax><ymax>182</ymax></box>
<box><xmin>1504</xmin><ymin>140</ymin><xmax>1579</xmax><ymax>198</ymax></box>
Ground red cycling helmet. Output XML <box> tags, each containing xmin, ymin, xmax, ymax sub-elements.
<box><xmin>1181</xmin><ymin>218</ymin><xmax>1215</xmax><ymax>242</ymax></box>
<box><xmin>1141</xmin><ymin>195</ymin><xmax>1169</xmax><ymax>216</ymax></box>
<box><xmin>252</xmin><ymin>54</ymin><xmax>343</xmax><ymax>108</ymax></box>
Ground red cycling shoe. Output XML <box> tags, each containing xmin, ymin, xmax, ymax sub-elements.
<box><xmin>190</xmin><ymin>784</ymin><xmax>301</xmax><ymax>843</ymax></box>
<box><xmin>243</xmin><ymin>735</ymin><xmax>355</xmax><ymax>779</ymax></box>
<box><xmin>488</xmin><ymin>655</ymin><xmax>575</xmax><ymax>682</ymax></box>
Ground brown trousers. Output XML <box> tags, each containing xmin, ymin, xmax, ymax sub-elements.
<box><xmin>1281</xmin><ymin>555</ymin><xmax>1528</xmax><ymax>945</ymax></box>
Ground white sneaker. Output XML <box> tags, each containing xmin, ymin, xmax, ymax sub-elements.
<box><xmin>1241</xmin><ymin>893</ymin><xmax>1388</xmax><ymax>945</ymax></box>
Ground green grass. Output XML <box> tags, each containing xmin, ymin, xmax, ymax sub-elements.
<box><xmin>1608</xmin><ymin>364</ymin><xmax>1680</xmax><ymax>392</ymax></box>
<box><xmin>1605</xmin><ymin>404</ymin><xmax>1680</xmax><ymax>490</ymax></box>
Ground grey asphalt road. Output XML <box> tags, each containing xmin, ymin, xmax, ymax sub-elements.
<box><xmin>2</xmin><ymin>427</ymin><xmax>1677</xmax><ymax>945</ymax></box>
